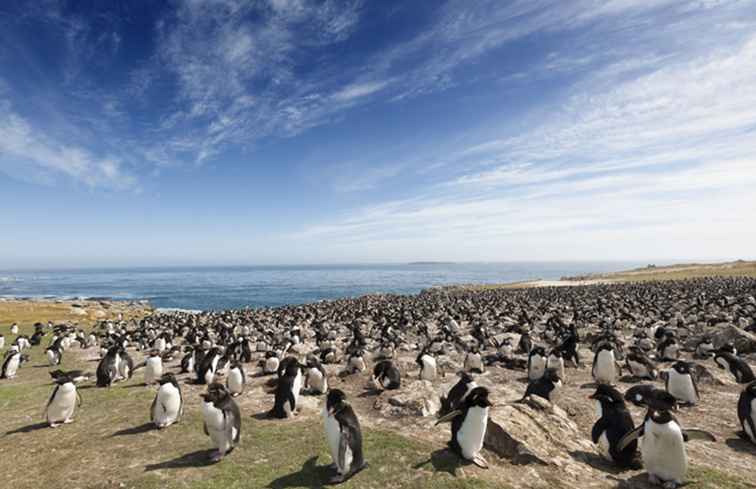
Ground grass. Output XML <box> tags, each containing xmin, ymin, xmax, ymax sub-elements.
<box><xmin>687</xmin><ymin>467</ymin><xmax>756</xmax><ymax>489</ymax></box>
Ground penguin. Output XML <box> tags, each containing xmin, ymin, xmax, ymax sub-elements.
<box><xmin>694</xmin><ymin>337</ymin><xmax>714</xmax><ymax>358</ymax></box>
<box><xmin>96</xmin><ymin>346</ymin><xmax>121</xmax><ymax>387</ymax></box>
<box><xmin>547</xmin><ymin>349</ymin><xmax>565</xmax><ymax>381</ymax></box>
<box><xmin>528</xmin><ymin>346</ymin><xmax>547</xmax><ymax>381</ymax></box>
<box><xmin>226</xmin><ymin>361</ymin><xmax>246</xmax><ymax>397</ymax></box>
<box><xmin>199</xmin><ymin>347</ymin><xmax>223</xmax><ymax>384</ymax></box>
<box><xmin>618</xmin><ymin>408</ymin><xmax>715</xmax><ymax>488</ymax></box>
<box><xmin>46</xmin><ymin>345</ymin><xmax>63</xmax><ymax>366</ymax></box>
<box><xmin>10</xmin><ymin>323</ymin><xmax>18</xmax><ymax>335</ymax></box>
<box><xmin>270</xmin><ymin>361</ymin><xmax>302</xmax><ymax>419</ymax></box>
<box><xmin>439</xmin><ymin>371</ymin><xmax>478</xmax><ymax>417</ymax></box>
<box><xmin>200</xmin><ymin>383</ymin><xmax>241</xmax><ymax>462</ymax></box>
<box><xmin>590</xmin><ymin>384</ymin><xmax>637</xmax><ymax>467</ymax></box>
<box><xmin>463</xmin><ymin>346</ymin><xmax>484</xmax><ymax>374</ymax></box>
<box><xmin>322</xmin><ymin>389</ymin><xmax>368</xmax><ymax>484</ymax></box>
<box><xmin>0</xmin><ymin>334</ymin><xmax>4</xmax><ymax>350</ymax></box>
<box><xmin>151</xmin><ymin>373</ymin><xmax>183</xmax><ymax>429</ymax></box>
<box><xmin>592</xmin><ymin>343</ymin><xmax>618</xmax><ymax>385</ymax></box>
<box><xmin>50</xmin><ymin>369</ymin><xmax>89</xmax><ymax>383</ymax></box>
<box><xmin>304</xmin><ymin>356</ymin><xmax>328</xmax><ymax>395</ymax></box>
<box><xmin>263</xmin><ymin>350</ymin><xmax>280</xmax><ymax>375</ymax></box>
<box><xmin>657</xmin><ymin>335</ymin><xmax>679</xmax><ymax>361</ymax></box>
<box><xmin>144</xmin><ymin>351</ymin><xmax>164</xmax><ymax>385</ymax></box>
<box><xmin>346</xmin><ymin>349</ymin><xmax>366</xmax><ymax>373</ymax></box>
<box><xmin>737</xmin><ymin>380</ymin><xmax>756</xmax><ymax>444</ymax></box>
<box><xmin>180</xmin><ymin>346</ymin><xmax>195</xmax><ymax>373</ymax></box>
<box><xmin>521</xmin><ymin>368</ymin><xmax>562</xmax><ymax>403</ymax></box>
<box><xmin>714</xmin><ymin>352</ymin><xmax>755</xmax><ymax>384</ymax></box>
<box><xmin>435</xmin><ymin>386</ymin><xmax>493</xmax><ymax>468</ymax></box>
<box><xmin>517</xmin><ymin>332</ymin><xmax>532</xmax><ymax>354</ymax></box>
<box><xmin>624</xmin><ymin>384</ymin><xmax>659</xmax><ymax>407</ymax></box>
<box><xmin>277</xmin><ymin>355</ymin><xmax>299</xmax><ymax>379</ymax></box>
<box><xmin>118</xmin><ymin>349</ymin><xmax>134</xmax><ymax>381</ymax></box>
<box><xmin>416</xmin><ymin>347</ymin><xmax>438</xmax><ymax>381</ymax></box>
<box><xmin>497</xmin><ymin>337</ymin><xmax>514</xmax><ymax>360</ymax></box>
<box><xmin>625</xmin><ymin>347</ymin><xmax>657</xmax><ymax>380</ymax></box>
<box><xmin>718</xmin><ymin>342</ymin><xmax>737</xmax><ymax>357</ymax></box>
<box><xmin>319</xmin><ymin>346</ymin><xmax>338</xmax><ymax>365</ymax></box>
<box><xmin>45</xmin><ymin>372</ymin><xmax>81</xmax><ymax>427</ymax></box>
<box><xmin>1</xmin><ymin>350</ymin><xmax>24</xmax><ymax>379</ymax></box>
<box><xmin>370</xmin><ymin>359</ymin><xmax>401</xmax><ymax>391</ymax></box>
<box><xmin>665</xmin><ymin>361</ymin><xmax>699</xmax><ymax>406</ymax></box>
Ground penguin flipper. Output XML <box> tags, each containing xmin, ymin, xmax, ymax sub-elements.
<box><xmin>203</xmin><ymin>421</ymin><xmax>209</xmax><ymax>436</ymax></box>
<box><xmin>338</xmin><ymin>428</ymin><xmax>353</xmax><ymax>475</ymax></box>
<box><xmin>617</xmin><ymin>425</ymin><xmax>644</xmax><ymax>451</ymax></box>
<box><xmin>591</xmin><ymin>419</ymin><xmax>607</xmax><ymax>444</ymax></box>
<box><xmin>150</xmin><ymin>395</ymin><xmax>158</xmax><ymax>423</ymax></box>
<box><xmin>682</xmin><ymin>429</ymin><xmax>716</xmax><ymax>442</ymax></box>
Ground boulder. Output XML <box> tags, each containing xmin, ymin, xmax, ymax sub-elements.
<box><xmin>712</xmin><ymin>324</ymin><xmax>756</xmax><ymax>354</ymax></box>
<box><xmin>383</xmin><ymin>380</ymin><xmax>441</xmax><ymax>417</ymax></box>
<box><xmin>484</xmin><ymin>393</ymin><xmax>594</xmax><ymax>466</ymax></box>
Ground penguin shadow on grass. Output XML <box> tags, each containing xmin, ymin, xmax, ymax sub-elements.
<box><xmin>568</xmin><ymin>450</ymin><xmax>640</xmax><ymax>475</ymax></box>
<box><xmin>111</xmin><ymin>422</ymin><xmax>154</xmax><ymax>436</ymax></box>
<box><xmin>412</xmin><ymin>448</ymin><xmax>468</xmax><ymax>477</ymax></box>
<box><xmin>5</xmin><ymin>422</ymin><xmax>49</xmax><ymax>435</ymax></box>
<box><xmin>266</xmin><ymin>455</ymin><xmax>335</xmax><ymax>488</ymax></box>
<box><xmin>144</xmin><ymin>449</ymin><xmax>218</xmax><ymax>471</ymax></box>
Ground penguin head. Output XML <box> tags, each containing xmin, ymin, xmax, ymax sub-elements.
<box><xmin>457</xmin><ymin>371</ymin><xmax>475</xmax><ymax>384</ymax></box>
<box><xmin>464</xmin><ymin>386</ymin><xmax>493</xmax><ymax>409</ymax></box>
<box><xmin>326</xmin><ymin>389</ymin><xmax>348</xmax><ymax>415</ymax></box>
<box><xmin>590</xmin><ymin>384</ymin><xmax>624</xmax><ymax>407</ymax></box>
<box><xmin>201</xmin><ymin>383</ymin><xmax>230</xmax><ymax>406</ymax></box>
<box><xmin>671</xmin><ymin>361</ymin><xmax>692</xmax><ymax>375</ymax></box>
<box><xmin>49</xmin><ymin>370</ymin><xmax>74</xmax><ymax>384</ymax></box>
<box><xmin>159</xmin><ymin>373</ymin><xmax>178</xmax><ymax>386</ymax></box>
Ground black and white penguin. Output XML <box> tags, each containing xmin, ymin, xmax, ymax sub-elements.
<box><xmin>517</xmin><ymin>332</ymin><xmax>532</xmax><ymax>354</ymax></box>
<box><xmin>180</xmin><ymin>346</ymin><xmax>195</xmax><ymax>373</ymax></box>
<box><xmin>416</xmin><ymin>347</ymin><xmax>438</xmax><ymax>381</ymax></box>
<box><xmin>625</xmin><ymin>347</ymin><xmax>657</xmax><ymax>380</ymax></box>
<box><xmin>270</xmin><ymin>361</ymin><xmax>303</xmax><ymax>419</ymax></box>
<box><xmin>118</xmin><ymin>348</ymin><xmax>134</xmax><ymax>381</ymax></box>
<box><xmin>201</xmin><ymin>383</ymin><xmax>241</xmax><ymax>462</ymax></box>
<box><xmin>624</xmin><ymin>384</ymin><xmax>659</xmax><ymax>407</ymax></box>
<box><xmin>322</xmin><ymin>389</ymin><xmax>368</xmax><ymax>484</ymax></box>
<box><xmin>10</xmin><ymin>323</ymin><xmax>18</xmax><ymax>335</ymax></box>
<box><xmin>0</xmin><ymin>334</ymin><xmax>4</xmax><ymax>350</ymax></box>
<box><xmin>497</xmin><ymin>337</ymin><xmax>514</xmax><ymax>360</ymax></box>
<box><xmin>737</xmin><ymin>380</ymin><xmax>756</xmax><ymax>444</ymax></box>
<box><xmin>96</xmin><ymin>346</ymin><xmax>121</xmax><ymax>387</ymax></box>
<box><xmin>657</xmin><ymin>335</ymin><xmax>680</xmax><ymax>361</ymax></box>
<box><xmin>463</xmin><ymin>346</ymin><xmax>484</xmax><ymax>374</ymax></box>
<box><xmin>618</xmin><ymin>408</ymin><xmax>715</xmax><ymax>488</ymax></box>
<box><xmin>151</xmin><ymin>373</ymin><xmax>183</xmax><ymax>429</ymax></box>
<box><xmin>547</xmin><ymin>349</ymin><xmax>565</xmax><ymax>380</ymax></box>
<box><xmin>665</xmin><ymin>361</ymin><xmax>699</xmax><ymax>406</ymax></box>
<box><xmin>694</xmin><ymin>337</ymin><xmax>714</xmax><ymax>358</ymax></box>
<box><xmin>263</xmin><ymin>350</ymin><xmax>280</xmax><ymax>375</ymax></box>
<box><xmin>439</xmin><ymin>371</ymin><xmax>478</xmax><ymax>417</ymax></box>
<box><xmin>1</xmin><ymin>349</ymin><xmax>23</xmax><ymax>379</ymax></box>
<box><xmin>436</xmin><ymin>386</ymin><xmax>493</xmax><ymax>468</ymax></box>
<box><xmin>304</xmin><ymin>356</ymin><xmax>328</xmax><ymax>395</ymax></box>
<box><xmin>346</xmin><ymin>349</ymin><xmax>366</xmax><ymax>373</ymax></box>
<box><xmin>198</xmin><ymin>347</ymin><xmax>223</xmax><ymax>384</ymax></box>
<box><xmin>592</xmin><ymin>343</ymin><xmax>618</xmax><ymax>385</ymax></box>
<box><xmin>370</xmin><ymin>359</ymin><xmax>401</xmax><ymax>391</ymax></box>
<box><xmin>521</xmin><ymin>368</ymin><xmax>562</xmax><ymax>403</ymax></box>
<box><xmin>226</xmin><ymin>361</ymin><xmax>246</xmax><ymax>397</ymax></box>
<box><xmin>590</xmin><ymin>384</ymin><xmax>637</xmax><ymax>467</ymax></box>
<box><xmin>144</xmin><ymin>350</ymin><xmax>164</xmax><ymax>385</ymax></box>
<box><xmin>715</xmin><ymin>352</ymin><xmax>755</xmax><ymax>384</ymax></box>
<box><xmin>528</xmin><ymin>346</ymin><xmax>547</xmax><ymax>381</ymax></box>
<box><xmin>45</xmin><ymin>372</ymin><xmax>81</xmax><ymax>427</ymax></box>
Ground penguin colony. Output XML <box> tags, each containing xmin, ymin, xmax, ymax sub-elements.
<box><xmin>2</xmin><ymin>276</ymin><xmax>756</xmax><ymax>487</ymax></box>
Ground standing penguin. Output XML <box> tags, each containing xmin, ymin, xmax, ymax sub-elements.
<box><xmin>226</xmin><ymin>361</ymin><xmax>246</xmax><ymax>397</ymax></box>
<box><xmin>625</xmin><ymin>347</ymin><xmax>657</xmax><ymax>380</ymax></box>
<box><xmin>590</xmin><ymin>384</ymin><xmax>637</xmax><ymax>467</ymax></box>
<box><xmin>1</xmin><ymin>349</ymin><xmax>23</xmax><ymax>379</ymax></box>
<box><xmin>0</xmin><ymin>334</ymin><xmax>5</xmax><ymax>350</ymax></box>
<box><xmin>715</xmin><ymin>352</ymin><xmax>755</xmax><ymax>384</ymax></box>
<box><xmin>151</xmin><ymin>373</ymin><xmax>183</xmax><ymax>429</ymax></box>
<box><xmin>370</xmin><ymin>359</ymin><xmax>401</xmax><ymax>391</ymax></box>
<box><xmin>738</xmin><ymin>380</ymin><xmax>756</xmax><ymax>444</ymax></box>
<box><xmin>547</xmin><ymin>349</ymin><xmax>565</xmax><ymax>381</ymax></box>
<box><xmin>270</xmin><ymin>361</ymin><xmax>302</xmax><ymax>419</ymax></box>
<box><xmin>346</xmin><ymin>349</ymin><xmax>366</xmax><ymax>374</ymax></box>
<box><xmin>439</xmin><ymin>371</ymin><xmax>478</xmax><ymax>417</ymax></box>
<box><xmin>463</xmin><ymin>345</ymin><xmax>484</xmax><ymax>374</ymax></box>
<box><xmin>118</xmin><ymin>348</ymin><xmax>134</xmax><ymax>381</ymax></box>
<box><xmin>201</xmin><ymin>383</ymin><xmax>241</xmax><ymax>462</ymax></box>
<box><xmin>10</xmin><ymin>323</ymin><xmax>18</xmax><ymax>335</ymax></box>
<box><xmin>592</xmin><ymin>343</ymin><xmax>618</xmax><ymax>385</ymax></box>
<box><xmin>416</xmin><ymin>347</ymin><xmax>438</xmax><ymax>381</ymax></box>
<box><xmin>436</xmin><ymin>386</ymin><xmax>493</xmax><ymax>468</ymax></box>
<box><xmin>521</xmin><ymin>368</ymin><xmax>562</xmax><ymax>403</ymax></box>
<box><xmin>304</xmin><ymin>356</ymin><xmax>328</xmax><ymax>395</ymax></box>
<box><xmin>144</xmin><ymin>351</ymin><xmax>164</xmax><ymax>385</ymax></box>
<box><xmin>45</xmin><ymin>372</ymin><xmax>81</xmax><ymax>427</ymax></box>
<box><xmin>665</xmin><ymin>361</ymin><xmax>699</xmax><ymax>406</ymax></box>
<box><xmin>263</xmin><ymin>350</ymin><xmax>280</xmax><ymax>375</ymax></box>
<box><xmin>618</xmin><ymin>408</ymin><xmax>715</xmax><ymax>488</ymax></box>
<box><xmin>657</xmin><ymin>335</ymin><xmax>680</xmax><ymax>361</ymax></box>
<box><xmin>96</xmin><ymin>346</ymin><xmax>121</xmax><ymax>387</ymax></box>
<box><xmin>322</xmin><ymin>389</ymin><xmax>368</xmax><ymax>484</ymax></box>
<box><xmin>528</xmin><ymin>346</ymin><xmax>547</xmax><ymax>382</ymax></box>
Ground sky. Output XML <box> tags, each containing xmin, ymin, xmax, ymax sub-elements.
<box><xmin>1</xmin><ymin>0</ymin><xmax>755</xmax><ymax>269</ymax></box>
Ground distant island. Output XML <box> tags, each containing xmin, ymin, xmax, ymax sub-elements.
<box><xmin>407</xmin><ymin>261</ymin><xmax>456</xmax><ymax>265</ymax></box>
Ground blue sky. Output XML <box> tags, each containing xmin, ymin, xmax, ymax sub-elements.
<box><xmin>1</xmin><ymin>0</ymin><xmax>755</xmax><ymax>268</ymax></box>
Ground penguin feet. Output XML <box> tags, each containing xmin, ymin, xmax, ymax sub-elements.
<box><xmin>49</xmin><ymin>423</ymin><xmax>60</xmax><ymax>428</ymax></box>
<box><xmin>63</xmin><ymin>418</ymin><xmax>74</xmax><ymax>424</ymax></box>
<box><xmin>209</xmin><ymin>450</ymin><xmax>224</xmax><ymax>463</ymax></box>
<box><xmin>662</xmin><ymin>482</ymin><xmax>679</xmax><ymax>489</ymax></box>
<box><xmin>471</xmin><ymin>454</ymin><xmax>489</xmax><ymax>469</ymax></box>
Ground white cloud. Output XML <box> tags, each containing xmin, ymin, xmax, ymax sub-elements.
<box><xmin>332</xmin><ymin>81</ymin><xmax>388</xmax><ymax>101</ymax></box>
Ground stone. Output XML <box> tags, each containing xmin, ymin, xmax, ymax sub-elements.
<box><xmin>712</xmin><ymin>324</ymin><xmax>756</xmax><ymax>354</ymax></box>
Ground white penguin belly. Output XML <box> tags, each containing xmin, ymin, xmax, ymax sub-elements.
<box><xmin>629</xmin><ymin>360</ymin><xmax>648</xmax><ymax>377</ymax></box>
<box><xmin>47</xmin><ymin>383</ymin><xmax>77</xmax><ymax>423</ymax></box>
<box><xmin>308</xmin><ymin>368</ymin><xmax>327</xmax><ymax>393</ymax></box>
<box><xmin>145</xmin><ymin>359</ymin><xmax>163</xmax><ymax>384</ymax></box>
<box><xmin>668</xmin><ymin>370</ymin><xmax>697</xmax><ymax>404</ymax></box>
<box><xmin>529</xmin><ymin>356</ymin><xmax>546</xmax><ymax>381</ymax></box>
<box><xmin>202</xmin><ymin>402</ymin><xmax>231</xmax><ymax>453</ymax></box>
<box><xmin>265</xmin><ymin>357</ymin><xmax>279</xmax><ymax>373</ymax></box>
<box><xmin>420</xmin><ymin>355</ymin><xmax>437</xmax><ymax>380</ymax></box>
<box><xmin>349</xmin><ymin>356</ymin><xmax>366</xmax><ymax>372</ymax></box>
<box><xmin>457</xmin><ymin>406</ymin><xmax>488</xmax><ymax>460</ymax></box>
<box><xmin>323</xmin><ymin>408</ymin><xmax>346</xmax><ymax>472</ymax></box>
<box><xmin>597</xmin><ymin>431</ymin><xmax>612</xmax><ymax>461</ymax></box>
<box><xmin>154</xmin><ymin>384</ymin><xmax>181</xmax><ymax>427</ymax></box>
<box><xmin>291</xmin><ymin>369</ymin><xmax>303</xmax><ymax>408</ymax></box>
<box><xmin>594</xmin><ymin>351</ymin><xmax>616</xmax><ymax>384</ymax></box>
<box><xmin>228</xmin><ymin>369</ymin><xmax>244</xmax><ymax>394</ymax></box>
<box><xmin>5</xmin><ymin>356</ymin><xmax>20</xmax><ymax>378</ymax></box>
<box><xmin>642</xmin><ymin>420</ymin><xmax>687</xmax><ymax>484</ymax></box>
<box><xmin>465</xmin><ymin>354</ymin><xmax>482</xmax><ymax>372</ymax></box>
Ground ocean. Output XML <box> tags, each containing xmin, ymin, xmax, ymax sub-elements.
<box><xmin>0</xmin><ymin>262</ymin><xmax>645</xmax><ymax>311</ymax></box>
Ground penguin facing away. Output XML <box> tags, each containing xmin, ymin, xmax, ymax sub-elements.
<box><xmin>590</xmin><ymin>384</ymin><xmax>637</xmax><ymax>467</ymax></box>
<box><xmin>200</xmin><ymin>383</ymin><xmax>241</xmax><ymax>462</ymax></box>
<box><xmin>715</xmin><ymin>352</ymin><xmax>755</xmax><ymax>384</ymax></box>
<box><xmin>737</xmin><ymin>380</ymin><xmax>756</xmax><ymax>444</ymax></box>
<box><xmin>439</xmin><ymin>371</ymin><xmax>477</xmax><ymax>417</ymax></box>
<box><xmin>270</xmin><ymin>361</ymin><xmax>302</xmax><ymax>419</ymax></box>
<box><xmin>435</xmin><ymin>386</ymin><xmax>493</xmax><ymax>469</ymax></box>
<box><xmin>521</xmin><ymin>368</ymin><xmax>562</xmax><ymax>403</ymax></box>
<box><xmin>45</xmin><ymin>372</ymin><xmax>81</xmax><ymax>427</ymax></box>
<box><xmin>322</xmin><ymin>389</ymin><xmax>368</xmax><ymax>484</ymax></box>
<box><xmin>151</xmin><ymin>373</ymin><xmax>183</xmax><ymax>429</ymax></box>
<box><xmin>370</xmin><ymin>359</ymin><xmax>401</xmax><ymax>391</ymax></box>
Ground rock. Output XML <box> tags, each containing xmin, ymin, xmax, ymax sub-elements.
<box><xmin>383</xmin><ymin>380</ymin><xmax>440</xmax><ymax>417</ymax></box>
<box><xmin>712</xmin><ymin>324</ymin><xmax>756</xmax><ymax>354</ymax></box>
<box><xmin>483</xmin><ymin>392</ymin><xmax>594</xmax><ymax>466</ymax></box>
